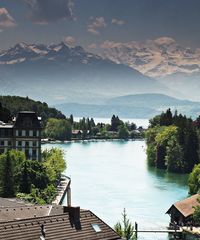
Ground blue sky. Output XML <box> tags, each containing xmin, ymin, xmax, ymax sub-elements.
<box><xmin>0</xmin><ymin>0</ymin><xmax>200</xmax><ymax>50</ymax></box>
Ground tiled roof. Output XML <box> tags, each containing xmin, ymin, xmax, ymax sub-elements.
<box><xmin>0</xmin><ymin>197</ymin><xmax>32</xmax><ymax>208</ymax></box>
<box><xmin>0</xmin><ymin>210</ymin><xmax>121</xmax><ymax>240</ymax></box>
<box><xmin>0</xmin><ymin>204</ymin><xmax>65</xmax><ymax>222</ymax></box>
<box><xmin>166</xmin><ymin>194</ymin><xmax>200</xmax><ymax>217</ymax></box>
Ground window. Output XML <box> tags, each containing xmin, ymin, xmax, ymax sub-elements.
<box><xmin>18</xmin><ymin>130</ymin><xmax>22</xmax><ymax>137</ymax></box>
<box><xmin>33</xmin><ymin>130</ymin><xmax>37</xmax><ymax>137</ymax></box>
<box><xmin>18</xmin><ymin>141</ymin><xmax>22</xmax><ymax>147</ymax></box>
<box><xmin>5</xmin><ymin>129</ymin><xmax>8</xmax><ymax>136</ymax></box>
<box><xmin>91</xmin><ymin>224</ymin><xmax>101</xmax><ymax>232</ymax></box>
<box><xmin>33</xmin><ymin>141</ymin><xmax>37</xmax><ymax>147</ymax></box>
<box><xmin>26</xmin><ymin>130</ymin><xmax>29</xmax><ymax>137</ymax></box>
<box><xmin>32</xmin><ymin>149</ymin><xmax>37</xmax><ymax>160</ymax></box>
<box><xmin>25</xmin><ymin>149</ymin><xmax>29</xmax><ymax>159</ymax></box>
<box><xmin>25</xmin><ymin>141</ymin><xmax>29</xmax><ymax>147</ymax></box>
<box><xmin>1</xmin><ymin>141</ymin><xmax>4</xmax><ymax>146</ymax></box>
<box><xmin>8</xmin><ymin>141</ymin><xmax>12</xmax><ymax>146</ymax></box>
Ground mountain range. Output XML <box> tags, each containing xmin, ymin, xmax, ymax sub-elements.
<box><xmin>98</xmin><ymin>37</ymin><xmax>200</xmax><ymax>101</ymax></box>
<box><xmin>0</xmin><ymin>42</ymin><xmax>166</xmax><ymax>104</ymax></box>
<box><xmin>1</xmin><ymin>40</ymin><xmax>200</xmax><ymax>118</ymax></box>
<box><xmin>100</xmin><ymin>37</ymin><xmax>200</xmax><ymax>78</ymax></box>
<box><xmin>56</xmin><ymin>93</ymin><xmax>200</xmax><ymax>119</ymax></box>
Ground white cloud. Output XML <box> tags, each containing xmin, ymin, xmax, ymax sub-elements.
<box><xmin>87</xmin><ymin>17</ymin><xmax>107</xmax><ymax>35</ymax></box>
<box><xmin>0</xmin><ymin>8</ymin><xmax>16</xmax><ymax>29</ymax></box>
<box><xmin>63</xmin><ymin>36</ymin><xmax>76</xmax><ymax>46</ymax></box>
<box><xmin>111</xmin><ymin>18</ymin><xmax>125</xmax><ymax>26</ymax></box>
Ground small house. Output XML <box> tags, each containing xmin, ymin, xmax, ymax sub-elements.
<box><xmin>72</xmin><ymin>130</ymin><xmax>83</xmax><ymax>139</ymax></box>
<box><xmin>166</xmin><ymin>194</ymin><xmax>200</xmax><ymax>225</ymax></box>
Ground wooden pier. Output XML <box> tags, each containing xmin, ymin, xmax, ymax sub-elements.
<box><xmin>133</xmin><ymin>229</ymin><xmax>183</xmax><ymax>233</ymax></box>
<box><xmin>133</xmin><ymin>222</ymin><xmax>183</xmax><ymax>239</ymax></box>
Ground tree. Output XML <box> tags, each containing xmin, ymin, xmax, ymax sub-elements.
<box><xmin>19</xmin><ymin>161</ymin><xmax>31</xmax><ymax>193</ymax></box>
<box><xmin>193</xmin><ymin>198</ymin><xmax>200</xmax><ymax>224</ymax></box>
<box><xmin>111</xmin><ymin>115</ymin><xmax>123</xmax><ymax>131</ymax></box>
<box><xmin>188</xmin><ymin>164</ymin><xmax>200</xmax><ymax>194</ymax></box>
<box><xmin>0</xmin><ymin>151</ymin><xmax>15</xmax><ymax>197</ymax></box>
<box><xmin>165</xmin><ymin>136</ymin><xmax>184</xmax><ymax>173</ymax></box>
<box><xmin>114</xmin><ymin>208</ymin><xmax>136</xmax><ymax>240</ymax></box>
<box><xmin>45</xmin><ymin>118</ymin><xmax>72</xmax><ymax>140</ymax></box>
<box><xmin>0</xmin><ymin>103</ymin><xmax>11</xmax><ymax>122</ymax></box>
<box><xmin>69</xmin><ymin>114</ymin><xmax>74</xmax><ymax>125</ymax></box>
<box><xmin>43</xmin><ymin>148</ymin><xmax>66</xmax><ymax>182</ymax></box>
<box><xmin>118</xmin><ymin>125</ymin><xmax>129</xmax><ymax>139</ymax></box>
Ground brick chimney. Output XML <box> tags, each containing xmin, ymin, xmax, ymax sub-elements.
<box><xmin>63</xmin><ymin>206</ymin><xmax>81</xmax><ymax>230</ymax></box>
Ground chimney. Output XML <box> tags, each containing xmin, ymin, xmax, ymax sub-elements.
<box><xmin>67</xmin><ymin>187</ymin><xmax>71</xmax><ymax>207</ymax></box>
<box><xmin>63</xmin><ymin>206</ymin><xmax>81</xmax><ymax>230</ymax></box>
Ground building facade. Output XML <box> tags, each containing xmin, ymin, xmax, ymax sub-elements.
<box><xmin>0</xmin><ymin>111</ymin><xmax>41</xmax><ymax>161</ymax></box>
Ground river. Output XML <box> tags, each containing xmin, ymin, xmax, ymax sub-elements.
<box><xmin>43</xmin><ymin>140</ymin><xmax>190</xmax><ymax>240</ymax></box>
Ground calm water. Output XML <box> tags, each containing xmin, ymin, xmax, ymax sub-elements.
<box><xmin>43</xmin><ymin>140</ymin><xmax>189</xmax><ymax>240</ymax></box>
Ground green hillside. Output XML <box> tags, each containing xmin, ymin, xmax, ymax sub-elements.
<box><xmin>0</xmin><ymin>96</ymin><xmax>66</xmax><ymax>126</ymax></box>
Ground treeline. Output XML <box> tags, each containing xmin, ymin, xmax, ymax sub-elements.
<box><xmin>44</xmin><ymin>115</ymin><xmax>143</xmax><ymax>141</ymax></box>
<box><xmin>0</xmin><ymin>148</ymin><xmax>66</xmax><ymax>204</ymax></box>
<box><xmin>146</xmin><ymin>109</ymin><xmax>200</xmax><ymax>173</ymax></box>
<box><xmin>0</xmin><ymin>95</ymin><xmax>66</xmax><ymax>126</ymax></box>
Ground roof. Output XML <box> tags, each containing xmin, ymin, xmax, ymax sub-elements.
<box><xmin>14</xmin><ymin>111</ymin><xmax>41</xmax><ymax>129</ymax></box>
<box><xmin>0</xmin><ymin>124</ymin><xmax>13</xmax><ymax>129</ymax></box>
<box><xmin>0</xmin><ymin>197</ymin><xmax>32</xmax><ymax>208</ymax></box>
<box><xmin>166</xmin><ymin>194</ymin><xmax>200</xmax><ymax>218</ymax></box>
<box><xmin>72</xmin><ymin>130</ymin><xmax>83</xmax><ymax>134</ymax></box>
<box><xmin>0</xmin><ymin>210</ymin><xmax>121</xmax><ymax>240</ymax></box>
<box><xmin>0</xmin><ymin>205</ymin><xmax>64</xmax><ymax>222</ymax></box>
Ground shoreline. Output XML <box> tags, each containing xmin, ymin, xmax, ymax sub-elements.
<box><xmin>42</xmin><ymin>137</ymin><xmax>145</xmax><ymax>144</ymax></box>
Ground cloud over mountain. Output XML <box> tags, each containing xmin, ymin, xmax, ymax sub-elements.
<box><xmin>25</xmin><ymin>0</ymin><xmax>74</xmax><ymax>24</ymax></box>
<box><xmin>0</xmin><ymin>8</ymin><xmax>16</xmax><ymax>30</ymax></box>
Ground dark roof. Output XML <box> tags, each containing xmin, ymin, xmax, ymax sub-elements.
<box><xmin>166</xmin><ymin>194</ymin><xmax>200</xmax><ymax>218</ymax></box>
<box><xmin>0</xmin><ymin>210</ymin><xmax>121</xmax><ymax>240</ymax></box>
<box><xmin>14</xmin><ymin>111</ymin><xmax>41</xmax><ymax>129</ymax></box>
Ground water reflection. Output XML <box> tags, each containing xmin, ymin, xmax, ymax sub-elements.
<box><xmin>147</xmin><ymin>166</ymin><xmax>189</xmax><ymax>189</ymax></box>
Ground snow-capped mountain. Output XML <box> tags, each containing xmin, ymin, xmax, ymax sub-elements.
<box><xmin>0</xmin><ymin>42</ymin><xmax>166</xmax><ymax>104</ymax></box>
<box><xmin>0</xmin><ymin>42</ymin><xmax>102</xmax><ymax>65</ymax></box>
<box><xmin>99</xmin><ymin>37</ymin><xmax>200</xmax><ymax>78</ymax></box>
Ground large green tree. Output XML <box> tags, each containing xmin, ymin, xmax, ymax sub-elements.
<box><xmin>45</xmin><ymin>118</ymin><xmax>72</xmax><ymax>140</ymax></box>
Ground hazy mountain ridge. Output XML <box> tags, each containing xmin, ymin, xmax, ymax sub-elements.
<box><xmin>0</xmin><ymin>42</ymin><xmax>166</xmax><ymax>104</ymax></box>
<box><xmin>56</xmin><ymin>93</ymin><xmax>200</xmax><ymax>119</ymax></box>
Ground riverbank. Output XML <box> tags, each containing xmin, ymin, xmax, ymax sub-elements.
<box><xmin>42</xmin><ymin>137</ymin><xmax>145</xmax><ymax>144</ymax></box>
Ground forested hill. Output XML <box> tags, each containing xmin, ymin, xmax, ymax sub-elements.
<box><xmin>0</xmin><ymin>96</ymin><xmax>66</xmax><ymax>125</ymax></box>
